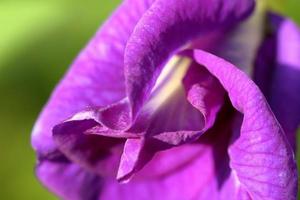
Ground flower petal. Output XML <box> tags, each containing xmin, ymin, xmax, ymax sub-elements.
<box><xmin>194</xmin><ymin>50</ymin><xmax>298</xmax><ymax>199</ymax></box>
<box><xmin>36</xmin><ymin>154</ymin><xmax>101</xmax><ymax>200</ymax></box>
<box><xmin>255</xmin><ymin>14</ymin><xmax>300</xmax><ymax>149</ymax></box>
<box><xmin>61</xmin><ymin>0</ymin><xmax>260</xmax><ymax>132</ymax></box>
<box><xmin>72</xmin><ymin>14</ymin><xmax>265</xmax><ymax>179</ymax></box>
<box><xmin>114</xmin><ymin>60</ymin><xmax>227</xmax><ymax>182</ymax></box>
<box><xmin>124</xmin><ymin>0</ymin><xmax>255</xmax><ymax>117</ymax></box>
<box><xmin>183</xmin><ymin>62</ymin><xmax>225</xmax><ymax>131</ymax></box>
<box><xmin>116</xmin><ymin>138</ymin><xmax>148</xmax><ymax>182</ymax></box>
<box><xmin>146</xmin><ymin>61</ymin><xmax>226</xmax><ymax>145</ymax></box>
<box><xmin>52</xmin><ymin>118</ymin><xmax>125</xmax><ymax>177</ymax></box>
<box><xmin>31</xmin><ymin>0</ymin><xmax>155</xmax><ymax>155</ymax></box>
<box><xmin>97</xmin><ymin>103</ymin><xmax>248</xmax><ymax>200</ymax></box>
<box><xmin>209</xmin><ymin>2</ymin><xmax>265</xmax><ymax>74</ymax></box>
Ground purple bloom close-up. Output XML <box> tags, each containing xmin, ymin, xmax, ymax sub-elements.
<box><xmin>31</xmin><ymin>0</ymin><xmax>300</xmax><ymax>200</ymax></box>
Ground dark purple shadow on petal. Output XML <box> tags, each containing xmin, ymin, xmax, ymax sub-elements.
<box><xmin>270</xmin><ymin>64</ymin><xmax>300</xmax><ymax>149</ymax></box>
<box><xmin>254</xmin><ymin>13</ymin><xmax>300</xmax><ymax>150</ymax></box>
<box><xmin>37</xmin><ymin>148</ymin><xmax>70</xmax><ymax>165</ymax></box>
<box><xmin>53</xmin><ymin>119</ymin><xmax>126</xmax><ymax>177</ymax></box>
<box><xmin>194</xmin><ymin>97</ymin><xmax>235</xmax><ymax>190</ymax></box>
<box><xmin>210</xmin><ymin>103</ymin><xmax>234</xmax><ymax>189</ymax></box>
<box><xmin>253</xmin><ymin>36</ymin><xmax>276</xmax><ymax>96</ymax></box>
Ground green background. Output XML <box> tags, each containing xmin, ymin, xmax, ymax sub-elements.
<box><xmin>0</xmin><ymin>0</ymin><xmax>299</xmax><ymax>199</ymax></box>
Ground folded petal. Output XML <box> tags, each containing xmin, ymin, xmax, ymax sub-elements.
<box><xmin>52</xmin><ymin>118</ymin><xmax>125</xmax><ymax>177</ymax></box>
<box><xmin>57</xmin><ymin>7</ymin><xmax>265</xmax><ymax>180</ymax></box>
<box><xmin>136</xmin><ymin>2</ymin><xmax>266</xmax><ymax>145</ymax></box>
<box><xmin>31</xmin><ymin>0</ymin><xmax>155</xmax><ymax>155</ymax></box>
<box><xmin>65</xmin><ymin>0</ymin><xmax>259</xmax><ymax>132</ymax></box>
<box><xmin>97</xmin><ymin>102</ymin><xmax>248</xmax><ymax>200</ymax></box>
<box><xmin>40</xmin><ymin>100</ymin><xmax>255</xmax><ymax>200</ymax></box>
<box><xmin>183</xmin><ymin>62</ymin><xmax>225</xmax><ymax>131</ymax></box>
<box><xmin>124</xmin><ymin>0</ymin><xmax>255</xmax><ymax>117</ymax></box>
<box><xmin>117</xmin><ymin>138</ymin><xmax>149</xmax><ymax>182</ymax></box>
<box><xmin>144</xmin><ymin>60</ymin><xmax>225</xmax><ymax>146</ymax></box>
<box><xmin>144</xmin><ymin>4</ymin><xmax>265</xmax><ymax>146</ymax></box>
<box><xmin>52</xmin><ymin>57</ymin><xmax>226</xmax><ymax>182</ymax></box>
<box><xmin>194</xmin><ymin>50</ymin><xmax>298</xmax><ymax>199</ymax></box>
<box><xmin>255</xmin><ymin>14</ymin><xmax>300</xmax><ymax>149</ymax></box>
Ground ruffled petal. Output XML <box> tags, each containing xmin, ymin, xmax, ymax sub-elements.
<box><xmin>52</xmin><ymin>118</ymin><xmax>125</xmax><ymax>177</ymax></box>
<box><xmin>43</xmin><ymin>2</ymin><xmax>263</xmax><ymax>183</ymax></box>
<box><xmin>96</xmin><ymin>102</ymin><xmax>247</xmax><ymax>200</ymax></box>
<box><xmin>114</xmin><ymin>7</ymin><xmax>266</xmax><ymax>179</ymax></box>
<box><xmin>144</xmin><ymin>60</ymin><xmax>225</xmax><ymax>146</ymax></box>
<box><xmin>51</xmin><ymin>0</ymin><xmax>258</xmax><ymax>133</ymax></box>
<box><xmin>194</xmin><ymin>50</ymin><xmax>298</xmax><ymax>199</ymax></box>
<box><xmin>33</xmin><ymin>1</ymin><xmax>299</xmax><ymax>200</ymax></box>
<box><xmin>31</xmin><ymin>0</ymin><xmax>155</xmax><ymax>155</ymax></box>
<box><xmin>50</xmin><ymin>58</ymin><xmax>226</xmax><ymax>182</ymax></box>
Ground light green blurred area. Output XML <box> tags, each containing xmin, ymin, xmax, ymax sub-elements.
<box><xmin>0</xmin><ymin>0</ymin><xmax>120</xmax><ymax>199</ymax></box>
<box><xmin>0</xmin><ymin>1</ymin><xmax>299</xmax><ymax>200</ymax></box>
<box><xmin>269</xmin><ymin>0</ymin><xmax>300</xmax><ymax>23</ymax></box>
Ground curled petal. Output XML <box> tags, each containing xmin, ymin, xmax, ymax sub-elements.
<box><xmin>194</xmin><ymin>50</ymin><xmax>297</xmax><ymax>199</ymax></box>
<box><xmin>144</xmin><ymin>60</ymin><xmax>225</xmax><ymax>146</ymax></box>
<box><xmin>183</xmin><ymin>62</ymin><xmax>225</xmax><ymax>131</ymax></box>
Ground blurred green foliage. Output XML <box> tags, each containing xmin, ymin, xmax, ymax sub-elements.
<box><xmin>0</xmin><ymin>0</ymin><xmax>120</xmax><ymax>199</ymax></box>
<box><xmin>269</xmin><ymin>0</ymin><xmax>300</xmax><ymax>23</ymax></box>
<box><xmin>0</xmin><ymin>0</ymin><xmax>298</xmax><ymax>200</ymax></box>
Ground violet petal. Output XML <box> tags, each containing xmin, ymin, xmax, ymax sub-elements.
<box><xmin>124</xmin><ymin>0</ymin><xmax>255</xmax><ymax>117</ymax></box>
<box><xmin>31</xmin><ymin>0</ymin><xmax>155</xmax><ymax>156</ymax></box>
<box><xmin>255</xmin><ymin>14</ymin><xmax>300</xmax><ymax>150</ymax></box>
<box><xmin>52</xmin><ymin>119</ymin><xmax>125</xmax><ymax>177</ymax></box>
<box><xmin>36</xmin><ymin>156</ymin><xmax>101</xmax><ymax>200</ymax></box>
<box><xmin>194</xmin><ymin>49</ymin><xmax>298</xmax><ymax>199</ymax></box>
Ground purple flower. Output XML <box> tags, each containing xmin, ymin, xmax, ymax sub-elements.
<box><xmin>31</xmin><ymin>1</ymin><xmax>300</xmax><ymax>199</ymax></box>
